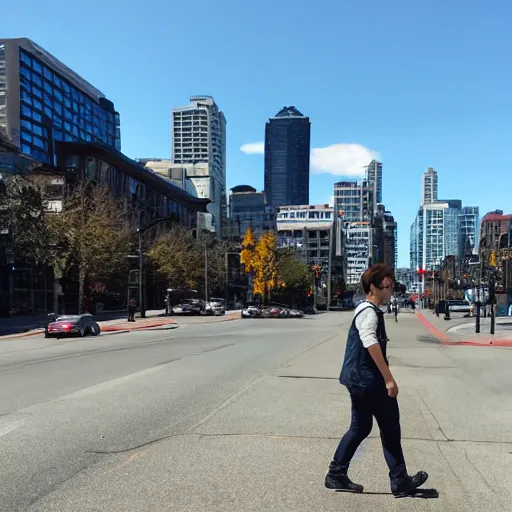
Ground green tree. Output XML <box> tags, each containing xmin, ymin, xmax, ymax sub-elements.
<box><xmin>276</xmin><ymin>249</ymin><xmax>311</xmax><ymax>306</ymax></box>
<box><xmin>0</xmin><ymin>174</ymin><xmax>55</xmax><ymax>266</ymax></box>
<box><xmin>52</xmin><ymin>181</ymin><xmax>132</xmax><ymax>313</ymax></box>
<box><xmin>253</xmin><ymin>231</ymin><xmax>278</xmax><ymax>303</ymax></box>
<box><xmin>201</xmin><ymin>232</ymin><xmax>238</xmax><ymax>298</ymax></box>
<box><xmin>146</xmin><ymin>224</ymin><xmax>203</xmax><ymax>290</ymax></box>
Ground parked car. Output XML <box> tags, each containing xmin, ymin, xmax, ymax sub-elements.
<box><xmin>172</xmin><ymin>299</ymin><xmax>204</xmax><ymax>315</ymax></box>
<box><xmin>447</xmin><ymin>300</ymin><xmax>470</xmax><ymax>313</ymax></box>
<box><xmin>205</xmin><ymin>298</ymin><xmax>226</xmax><ymax>316</ymax></box>
<box><xmin>45</xmin><ymin>313</ymin><xmax>101</xmax><ymax>339</ymax></box>
<box><xmin>241</xmin><ymin>306</ymin><xmax>263</xmax><ymax>318</ymax></box>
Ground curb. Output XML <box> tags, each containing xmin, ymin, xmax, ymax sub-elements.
<box><xmin>0</xmin><ymin>328</ymin><xmax>45</xmax><ymax>341</ymax></box>
<box><xmin>415</xmin><ymin>311</ymin><xmax>512</xmax><ymax>348</ymax></box>
<box><xmin>0</xmin><ymin>320</ymin><xmax>179</xmax><ymax>341</ymax></box>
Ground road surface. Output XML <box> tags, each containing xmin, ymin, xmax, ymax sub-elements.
<box><xmin>1</xmin><ymin>312</ymin><xmax>512</xmax><ymax>511</ymax></box>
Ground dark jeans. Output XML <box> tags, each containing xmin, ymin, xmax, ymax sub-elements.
<box><xmin>333</xmin><ymin>385</ymin><xmax>407</xmax><ymax>482</ymax></box>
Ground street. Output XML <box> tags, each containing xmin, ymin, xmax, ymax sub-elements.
<box><xmin>1</xmin><ymin>312</ymin><xmax>512</xmax><ymax>511</ymax></box>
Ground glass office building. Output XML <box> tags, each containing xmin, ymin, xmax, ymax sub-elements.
<box><xmin>228</xmin><ymin>185</ymin><xmax>275</xmax><ymax>241</ymax></box>
<box><xmin>264</xmin><ymin>106</ymin><xmax>310</xmax><ymax>207</ymax></box>
<box><xmin>0</xmin><ymin>38</ymin><xmax>120</xmax><ymax>165</ymax></box>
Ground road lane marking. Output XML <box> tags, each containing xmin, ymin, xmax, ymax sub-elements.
<box><xmin>0</xmin><ymin>418</ymin><xmax>25</xmax><ymax>437</ymax></box>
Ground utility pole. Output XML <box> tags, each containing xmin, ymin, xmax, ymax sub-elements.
<box><xmin>327</xmin><ymin>221</ymin><xmax>333</xmax><ymax>311</ymax></box>
<box><xmin>137</xmin><ymin>227</ymin><xmax>144</xmax><ymax>318</ymax></box>
<box><xmin>204</xmin><ymin>240</ymin><xmax>208</xmax><ymax>303</ymax></box>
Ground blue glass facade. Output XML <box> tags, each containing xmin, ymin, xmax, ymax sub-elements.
<box><xmin>264</xmin><ymin>106</ymin><xmax>310</xmax><ymax>207</ymax></box>
<box><xmin>16</xmin><ymin>48</ymin><xmax>120</xmax><ymax>165</ymax></box>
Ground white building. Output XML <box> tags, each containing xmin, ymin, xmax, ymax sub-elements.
<box><xmin>276</xmin><ymin>205</ymin><xmax>333</xmax><ymax>265</ymax></box>
<box><xmin>171</xmin><ymin>96</ymin><xmax>226</xmax><ymax>236</ymax></box>
<box><xmin>345</xmin><ymin>222</ymin><xmax>371</xmax><ymax>285</ymax></box>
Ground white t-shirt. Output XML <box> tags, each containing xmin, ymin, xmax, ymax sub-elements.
<box><xmin>354</xmin><ymin>301</ymin><xmax>379</xmax><ymax>349</ymax></box>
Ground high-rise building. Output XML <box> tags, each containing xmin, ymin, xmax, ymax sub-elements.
<box><xmin>421</xmin><ymin>167</ymin><xmax>438</xmax><ymax>205</ymax></box>
<box><xmin>410</xmin><ymin>201</ymin><xmax>461</xmax><ymax>273</ymax></box>
<box><xmin>440</xmin><ymin>199</ymin><xmax>462</xmax><ymax>259</ymax></box>
<box><xmin>172</xmin><ymin>96</ymin><xmax>226</xmax><ymax>235</ymax></box>
<box><xmin>366</xmin><ymin>160</ymin><xmax>383</xmax><ymax>204</ymax></box>
<box><xmin>228</xmin><ymin>186</ymin><xmax>275</xmax><ymax>241</ymax></box>
<box><xmin>333</xmin><ymin>178</ymin><xmax>376</xmax><ymax>223</ymax></box>
<box><xmin>372</xmin><ymin>204</ymin><xmax>397</xmax><ymax>270</ymax></box>
<box><xmin>459</xmin><ymin>206</ymin><xmax>479</xmax><ymax>257</ymax></box>
<box><xmin>0</xmin><ymin>38</ymin><xmax>120</xmax><ymax>165</ymax></box>
<box><xmin>264</xmin><ymin>106</ymin><xmax>310</xmax><ymax>207</ymax></box>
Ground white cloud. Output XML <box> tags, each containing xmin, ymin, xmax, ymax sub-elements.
<box><xmin>240</xmin><ymin>141</ymin><xmax>380</xmax><ymax>178</ymax></box>
<box><xmin>310</xmin><ymin>143</ymin><xmax>380</xmax><ymax>177</ymax></box>
<box><xmin>240</xmin><ymin>141</ymin><xmax>264</xmax><ymax>155</ymax></box>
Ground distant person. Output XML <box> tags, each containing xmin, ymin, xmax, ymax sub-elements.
<box><xmin>325</xmin><ymin>264</ymin><xmax>428</xmax><ymax>497</ymax></box>
<box><xmin>128</xmin><ymin>297</ymin><xmax>137</xmax><ymax>322</ymax></box>
<box><xmin>393</xmin><ymin>301</ymin><xmax>399</xmax><ymax>322</ymax></box>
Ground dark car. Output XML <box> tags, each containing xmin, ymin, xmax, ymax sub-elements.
<box><xmin>45</xmin><ymin>313</ymin><xmax>101</xmax><ymax>339</ymax></box>
<box><xmin>172</xmin><ymin>299</ymin><xmax>205</xmax><ymax>315</ymax></box>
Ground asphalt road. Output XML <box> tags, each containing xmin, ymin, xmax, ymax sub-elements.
<box><xmin>0</xmin><ymin>314</ymin><xmax>341</xmax><ymax>511</ymax></box>
<box><xmin>2</xmin><ymin>311</ymin><xmax>512</xmax><ymax>511</ymax></box>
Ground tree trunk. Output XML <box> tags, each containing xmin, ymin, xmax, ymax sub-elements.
<box><xmin>78</xmin><ymin>264</ymin><xmax>85</xmax><ymax>315</ymax></box>
<box><xmin>247</xmin><ymin>273</ymin><xmax>253</xmax><ymax>302</ymax></box>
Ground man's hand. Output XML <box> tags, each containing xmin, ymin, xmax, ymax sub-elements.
<box><xmin>386</xmin><ymin>379</ymin><xmax>399</xmax><ymax>398</ymax></box>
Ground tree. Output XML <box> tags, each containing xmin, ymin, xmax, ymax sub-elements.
<box><xmin>253</xmin><ymin>231</ymin><xmax>278</xmax><ymax>303</ymax></box>
<box><xmin>276</xmin><ymin>249</ymin><xmax>311</xmax><ymax>306</ymax></box>
<box><xmin>0</xmin><ymin>174</ymin><xmax>55</xmax><ymax>266</ymax></box>
<box><xmin>52</xmin><ymin>181</ymin><xmax>132</xmax><ymax>313</ymax></box>
<box><xmin>146</xmin><ymin>224</ymin><xmax>203</xmax><ymax>290</ymax></box>
<box><xmin>201</xmin><ymin>233</ymin><xmax>238</xmax><ymax>298</ymax></box>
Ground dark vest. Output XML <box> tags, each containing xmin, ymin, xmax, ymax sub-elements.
<box><xmin>339</xmin><ymin>302</ymin><xmax>389</xmax><ymax>388</ymax></box>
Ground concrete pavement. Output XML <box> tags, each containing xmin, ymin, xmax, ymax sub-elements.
<box><xmin>1</xmin><ymin>312</ymin><xmax>511</xmax><ymax>511</ymax></box>
<box><xmin>416</xmin><ymin>309</ymin><xmax>512</xmax><ymax>347</ymax></box>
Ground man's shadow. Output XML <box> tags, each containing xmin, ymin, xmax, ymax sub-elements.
<box><xmin>364</xmin><ymin>489</ymin><xmax>439</xmax><ymax>499</ymax></box>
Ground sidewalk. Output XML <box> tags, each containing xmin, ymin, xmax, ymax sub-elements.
<box><xmin>415</xmin><ymin>309</ymin><xmax>512</xmax><ymax>347</ymax></box>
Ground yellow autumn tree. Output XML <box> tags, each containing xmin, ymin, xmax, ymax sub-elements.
<box><xmin>253</xmin><ymin>231</ymin><xmax>278</xmax><ymax>303</ymax></box>
<box><xmin>240</xmin><ymin>227</ymin><xmax>257</xmax><ymax>272</ymax></box>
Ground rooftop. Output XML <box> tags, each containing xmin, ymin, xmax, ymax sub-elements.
<box><xmin>272</xmin><ymin>106</ymin><xmax>306</xmax><ymax>118</ymax></box>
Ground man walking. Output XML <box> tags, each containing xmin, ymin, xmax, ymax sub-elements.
<box><xmin>391</xmin><ymin>296</ymin><xmax>399</xmax><ymax>322</ymax></box>
<box><xmin>325</xmin><ymin>264</ymin><xmax>428</xmax><ymax>497</ymax></box>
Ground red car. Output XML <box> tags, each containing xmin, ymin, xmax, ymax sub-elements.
<box><xmin>45</xmin><ymin>314</ymin><xmax>101</xmax><ymax>339</ymax></box>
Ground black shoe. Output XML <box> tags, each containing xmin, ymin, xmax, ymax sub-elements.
<box><xmin>392</xmin><ymin>471</ymin><xmax>429</xmax><ymax>497</ymax></box>
<box><xmin>325</xmin><ymin>461</ymin><xmax>364</xmax><ymax>493</ymax></box>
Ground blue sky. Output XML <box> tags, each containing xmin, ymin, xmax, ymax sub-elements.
<box><xmin>4</xmin><ymin>0</ymin><xmax>512</xmax><ymax>266</ymax></box>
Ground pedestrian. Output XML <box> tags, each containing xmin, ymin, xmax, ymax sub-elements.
<box><xmin>325</xmin><ymin>264</ymin><xmax>428</xmax><ymax>497</ymax></box>
<box><xmin>393</xmin><ymin>301</ymin><xmax>399</xmax><ymax>322</ymax></box>
<box><xmin>128</xmin><ymin>297</ymin><xmax>137</xmax><ymax>322</ymax></box>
